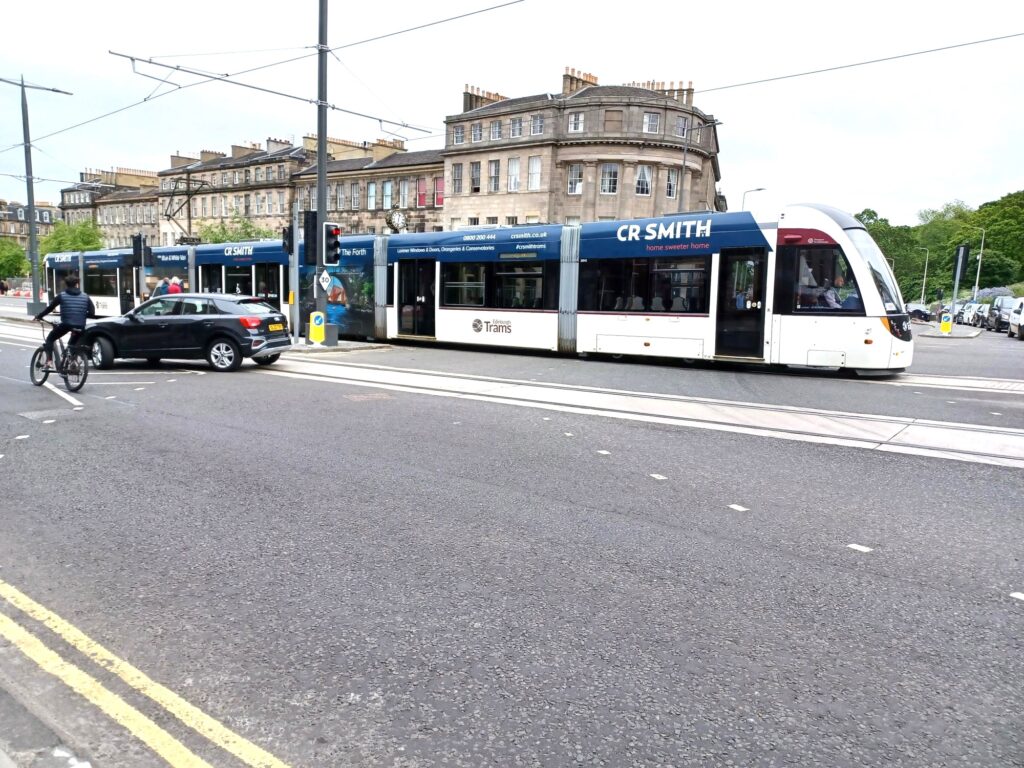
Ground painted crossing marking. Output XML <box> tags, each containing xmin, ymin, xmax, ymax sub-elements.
<box><xmin>42</xmin><ymin>382</ymin><xmax>82</xmax><ymax>407</ymax></box>
<box><xmin>847</xmin><ymin>544</ymin><xmax>873</xmax><ymax>553</ymax></box>
<box><xmin>1010</xmin><ymin>592</ymin><xmax>1024</xmax><ymax>602</ymax></box>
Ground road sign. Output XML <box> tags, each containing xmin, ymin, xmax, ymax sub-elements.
<box><xmin>309</xmin><ymin>311</ymin><xmax>325</xmax><ymax>344</ymax></box>
<box><xmin>318</xmin><ymin>270</ymin><xmax>332</xmax><ymax>291</ymax></box>
<box><xmin>940</xmin><ymin>312</ymin><xmax>953</xmax><ymax>335</ymax></box>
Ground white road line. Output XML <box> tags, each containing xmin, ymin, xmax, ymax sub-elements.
<box><xmin>728</xmin><ymin>504</ymin><xmax>749</xmax><ymax>512</ymax></box>
<box><xmin>991</xmin><ymin>412</ymin><xmax>1002</xmax><ymax>416</ymax></box>
<box><xmin>15</xmin><ymin>435</ymin><xmax>28</xmax><ymax>440</ymax></box>
<box><xmin>564</xmin><ymin>432</ymin><xmax>574</xmax><ymax>437</ymax></box>
<box><xmin>262</xmin><ymin>362</ymin><xmax>1024</xmax><ymax>469</ymax></box>
<box><xmin>42</xmin><ymin>420</ymin><xmax>55</xmax><ymax>424</ymax></box>
<box><xmin>847</xmin><ymin>544</ymin><xmax>873</xmax><ymax>553</ymax></box>
<box><xmin>650</xmin><ymin>474</ymin><xmax>667</xmax><ymax>480</ymax></box>
<box><xmin>42</xmin><ymin>382</ymin><xmax>82</xmax><ymax>407</ymax></box>
<box><xmin>134</xmin><ymin>387</ymin><xmax>145</xmax><ymax>391</ymax></box>
<box><xmin>73</xmin><ymin>407</ymin><xmax>83</xmax><ymax>411</ymax></box>
<box><xmin>597</xmin><ymin>450</ymin><xmax>610</xmax><ymax>455</ymax></box>
<box><xmin>1010</xmin><ymin>592</ymin><xmax>1024</xmax><ymax>602</ymax></box>
<box><xmin>105</xmin><ymin>396</ymin><xmax>117</xmax><ymax>400</ymax></box>
<box><xmin>167</xmin><ymin>379</ymin><xmax>176</xmax><ymax>383</ymax></box>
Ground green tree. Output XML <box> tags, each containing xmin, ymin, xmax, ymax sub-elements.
<box><xmin>38</xmin><ymin>220</ymin><xmax>103</xmax><ymax>256</ymax></box>
<box><xmin>198</xmin><ymin>215</ymin><xmax>276</xmax><ymax>244</ymax></box>
<box><xmin>0</xmin><ymin>239</ymin><xmax>30</xmax><ymax>277</ymax></box>
<box><xmin>854</xmin><ymin>209</ymin><xmax>918</xmax><ymax>298</ymax></box>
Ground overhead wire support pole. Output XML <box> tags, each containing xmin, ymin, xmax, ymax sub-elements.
<box><xmin>0</xmin><ymin>76</ymin><xmax>72</xmax><ymax>315</ymax></box>
<box><xmin>316</xmin><ymin>0</ymin><xmax>329</xmax><ymax>328</ymax></box>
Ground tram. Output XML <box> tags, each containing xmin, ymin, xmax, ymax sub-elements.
<box><xmin>304</xmin><ymin>203</ymin><xmax>912</xmax><ymax>371</ymax></box>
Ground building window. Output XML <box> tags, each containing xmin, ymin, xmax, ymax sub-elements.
<box><xmin>212</xmin><ymin>197</ymin><xmax>220</xmax><ymax>217</ymax></box>
<box><xmin>568</xmin><ymin>112</ymin><xmax>584</xmax><ymax>132</ymax></box>
<box><xmin>600</xmin><ymin>164</ymin><xmax>619</xmax><ymax>194</ymax></box>
<box><xmin>202</xmin><ymin>198</ymin><xmax>208</xmax><ymax>217</ymax></box>
<box><xmin>490</xmin><ymin>120</ymin><xmax>502</xmax><ymax>140</ymax></box>
<box><xmin>335</xmin><ymin>185</ymin><xmax>344</xmax><ymax>210</ymax></box>
<box><xmin>233</xmin><ymin>171</ymin><xmax>240</xmax><ymax>184</ymax></box>
<box><xmin>470</xmin><ymin>162</ymin><xmax>481</xmax><ymax>194</ymax></box>
<box><xmin>488</xmin><ymin>160</ymin><xmax>500</xmax><ymax>192</ymax></box>
<box><xmin>507</xmin><ymin>157</ymin><xmax>520</xmax><ymax>192</ymax></box>
<box><xmin>506</xmin><ymin>216</ymin><xmax>518</xmax><ymax>225</ymax></box>
<box><xmin>400</xmin><ymin>179</ymin><xmax>409</xmax><ymax>207</ymax></box>
<box><xmin>643</xmin><ymin>112</ymin><xmax>661</xmax><ymax>133</ymax></box>
<box><xmin>434</xmin><ymin>177</ymin><xmax>444</xmax><ymax>206</ymax></box>
<box><xmin>531</xmin><ymin>114</ymin><xmax>544</xmax><ymax>135</ymax></box>
<box><xmin>417</xmin><ymin>178</ymin><xmax>428</xmax><ymax>207</ymax></box>
<box><xmin>383</xmin><ymin>180</ymin><xmax>393</xmax><ymax>209</ymax></box>
<box><xmin>367</xmin><ymin>181</ymin><xmax>377</xmax><ymax>210</ymax></box>
<box><xmin>278</xmin><ymin>164</ymin><xmax>285</xmax><ymax>180</ymax></box>
<box><xmin>350</xmin><ymin>182</ymin><xmax>360</xmax><ymax>209</ymax></box>
<box><xmin>42</xmin><ymin>210</ymin><xmax>51</xmax><ymax>223</ymax></box>
<box><xmin>453</xmin><ymin>125</ymin><xmax>465</xmax><ymax>145</ymax></box>
<box><xmin>527</xmin><ymin>156</ymin><xmax>542</xmax><ymax>191</ymax></box>
<box><xmin>486</xmin><ymin>217</ymin><xmax>498</xmax><ymax>225</ymax></box>
<box><xmin>666</xmin><ymin>168</ymin><xmax>678</xmax><ymax>199</ymax></box>
<box><xmin>267</xmin><ymin>166</ymin><xmax>275</xmax><ymax>181</ymax></box>
<box><xmin>16</xmin><ymin>208</ymin><xmax>24</xmax><ymax>221</ymax></box>
<box><xmin>635</xmin><ymin>165</ymin><xmax>652</xmax><ymax>196</ymax></box>
<box><xmin>452</xmin><ymin>163</ymin><xmax>463</xmax><ymax>194</ymax></box>
<box><xmin>674</xmin><ymin>115</ymin><xmax>689</xmax><ymax>137</ymax></box>
<box><xmin>565</xmin><ymin>216</ymin><xmax>581</xmax><ymax>226</ymax></box>
<box><xmin>468</xmin><ymin>217</ymin><xmax>479</xmax><ymax>226</ymax></box>
<box><xmin>567</xmin><ymin>163</ymin><xmax>583</xmax><ymax>195</ymax></box>
<box><xmin>255</xmin><ymin>194</ymin><xmax>263</xmax><ymax>214</ymax></box>
<box><xmin>471</xmin><ymin>123</ymin><xmax>483</xmax><ymax>142</ymax></box>
<box><xmin>255</xmin><ymin>168</ymin><xmax>264</xmax><ymax>182</ymax></box>
<box><xmin>604</xmin><ymin>110</ymin><xmax>623</xmax><ymax>131</ymax></box>
<box><xmin>510</xmin><ymin>117</ymin><xmax>523</xmax><ymax>137</ymax></box>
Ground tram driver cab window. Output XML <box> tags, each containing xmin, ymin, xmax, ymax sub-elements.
<box><xmin>778</xmin><ymin>246</ymin><xmax>863</xmax><ymax>314</ymax></box>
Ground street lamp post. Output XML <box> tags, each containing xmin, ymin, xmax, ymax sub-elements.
<box><xmin>969</xmin><ymin>226</ymin><xmax>985</xmax><ymax>301</ymax></box>
<box><xmin>916</xmin><ymin>247</ymin><xmax>930</xmax><ymax>304</ymax></box>
<box><xmin>741</xmin><ymin>187</ymin><xmax>766</xmax><ymax>210</ymax></box>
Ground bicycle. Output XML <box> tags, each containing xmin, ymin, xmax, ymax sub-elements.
<box><xmin>30</xmin><ymin>319</ymin><xmax>89</xmax><ymax>392</ymax></box>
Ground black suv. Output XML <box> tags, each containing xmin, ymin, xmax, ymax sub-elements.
<box><xmin>986</xmin><ymin>295</ymin><xmax>1019</xmax><ymax>333</ymax></box>
<box><xmin>84</xmin><ymin>294</ymin><xmax>292</xmax><ymax>372</ymax></box>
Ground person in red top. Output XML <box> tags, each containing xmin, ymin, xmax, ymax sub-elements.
<box><xmin>167</xmin><ymin>276</ymin><xmax>183</xmax><ymax>294</ymax></box>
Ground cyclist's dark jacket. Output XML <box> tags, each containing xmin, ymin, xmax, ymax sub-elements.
<box><xmin>37</xmin><ymin>288</ymin><xmax>96</xmax><ymax>328</ymax></box>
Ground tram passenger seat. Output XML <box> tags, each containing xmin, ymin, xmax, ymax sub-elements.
<box><xmin>630</xmin><ymin>296</ymin><xmax>645</xmax><ymax>311</ymax></box>
<box><xmin>671</xmin><ymin>297</ymin><xmax>687</xmax><ymax>312</ymax></box>
<box><xmin>613</xmin><ymin>296</ymin><xmax>624</xmax><ymax>311</ymax></box>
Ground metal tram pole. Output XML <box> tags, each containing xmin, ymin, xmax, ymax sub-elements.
<box><xmin>970</xmin><ymin>226</ymin><xmax>985</xmax><ymax>302</ymax></box>
<box><xmin>917</xmin><ymin>247</ymin><xmax>929</xmax><ymax>304</ymax></box>
<box><xmin>0</xmin><ymin>76</ymin><xmax>72</xmax><ymax>315</ymax></box>
<box><xmin>291</xmin><ymin>200</ymin><xmax>300</xmax><ymax>345</ymax></box>
<box><xmin>315</xmin><ymin>0</ymin><xmax>328</xmax><ymax>318</ymax></box>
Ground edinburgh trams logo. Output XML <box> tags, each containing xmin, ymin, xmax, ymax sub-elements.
<box><xmin>472</xmin><ymin>319</ymin><xmax>512</xmax><ymax>334</ymax></box>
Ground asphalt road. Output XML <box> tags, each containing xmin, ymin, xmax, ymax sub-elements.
<box><xmin>0</xmin><ymin>319</ymin><xmax>1021</xmax><ymax>767</ymax></box>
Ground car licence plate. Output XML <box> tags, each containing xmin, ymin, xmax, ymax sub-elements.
<box><xmin>268</xmin><ymin>323</ymin><xmax>284</xmax><ymax>331</ymax></box>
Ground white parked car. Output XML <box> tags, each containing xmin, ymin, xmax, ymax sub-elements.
<box><xmin>960</xmin><ymin>302</ymin><xmax>980</xmax><ymax>325</ymax></box>
<box><xmin>1008</xmin><ymin>298</ymin><xmax>1024</xmax><ymax>339</ymax></box>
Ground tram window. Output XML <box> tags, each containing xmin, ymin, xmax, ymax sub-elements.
<box><xmin>439</xmin><ymin>260</ymin><xmax>559</xmax><ymax>310</ymax></box>
<box><xmin>776</xmin><ymin>246</ymin><xmax>863</xmax><ymax>314</ymax></box>
<box><xmin>84</xmin><ymin>269</ymin><xmax>117</xmax><ymax>297</ymax></box>
<box><xmin>578</xmin><ymin>257</ymin><xmax>709</xmax><ymax>313</ymax></box>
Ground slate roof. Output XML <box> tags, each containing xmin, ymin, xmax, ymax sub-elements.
<box><xmin>295</xmin><ymin>148</ymin><xmax>445</xmax><ymax>178</ymax></box>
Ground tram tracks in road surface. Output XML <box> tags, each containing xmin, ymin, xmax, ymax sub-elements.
<box><xmin>262</xmin><ymin>358</ymin><xmax>1024</xmax><ymax>469</ymax></box>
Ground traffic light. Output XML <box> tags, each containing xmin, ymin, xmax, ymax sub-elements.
<box><xmin>322</xmin><ymin>222</ymin><xmax>342</xmax><ymax>266</ymax></box>
<box><xmin>282</xmin><ymin>225</ymin><xmax>293</xmax><ymax>254</ymax></box>
<box><xmin>143</xmin><ymin>245</ymin><xmax>153</xmax><ymax>268</ymax></box>
<box><xmin>302</xmin><ymin>210</ymin><xmax>317</xmax><ymax>265</ymax></box>
<box><xmin>953</xmin><ymin>243</ymin><xmax>970</xmax><ymax>281</ymax></box>
<box><xmin>130</xmin><ymin>233</ymin><xmax>143</xmax><ymax>267</ymax></box>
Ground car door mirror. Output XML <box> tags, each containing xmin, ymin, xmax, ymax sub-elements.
<box><xmin>128</xmin><ymin>313</ymin><xmax>143</xmax><ymax>323</ymax></box>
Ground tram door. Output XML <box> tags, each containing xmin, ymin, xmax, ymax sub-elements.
<box><xmin>119</xmin><ymin>267</ymin><xmax>136</xmax><ymax>313</ymax></box>
<box><xmin>716</xmin><ymin>248</ymin><xmax>767</xmax><ymax>358</ymax></box>
<box><xmin>198</xmin><ymin>265</ymin><xmax>223</xmax><ymax>293</ymax></box>
<box><xmin>254</xmin><ymin>263</ymin><xmax>281</xmax><ymax>308</ymax></box>
<box><xmin>397</xmin><ymin>259</ymin><xmax>435</xmax><ymax>337</ymax></box>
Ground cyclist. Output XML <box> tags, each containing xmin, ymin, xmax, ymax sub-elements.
<box><xmin>34</xmin><ymin>275</ymin><xmax>96</xmax><ymax>369</ymax></box>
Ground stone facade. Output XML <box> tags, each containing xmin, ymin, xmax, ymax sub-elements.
<box><xmin>0</xmin><ymin>199</ymin><xmax>60</xmax><ymax>250</ymax></box>
<box><xmin>441</xmin><ymin>69</ymin><xmax>723</xmax><ymax>228</ymax></box>
<box><xmin>59</xmin><ymin>168</ymin><xmax>161</xmax><ymax>247</ymax></box>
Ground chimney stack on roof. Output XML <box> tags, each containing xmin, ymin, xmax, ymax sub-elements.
<box><xmin>562</xmin><ymin>67</ymin><xmax>599</xmax><ymax>96</ymax></box>
<box><xmin>462</xmin><ymin>84</ymin><xmax>509</xmax><ymax>113</ymax></box>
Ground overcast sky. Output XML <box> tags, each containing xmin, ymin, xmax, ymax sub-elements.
<box><xmin>2</xmin><ymin>0</ymin><xmax>1020</xmax><ymax>226</ymax></box>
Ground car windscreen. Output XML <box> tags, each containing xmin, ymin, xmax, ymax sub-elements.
<box><xmin>213</xmin><ymin>299</ymin><xmax>279</xmax><ymax>315</ymax></box>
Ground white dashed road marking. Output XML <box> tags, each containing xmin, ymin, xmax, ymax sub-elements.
<box><xmin>847</xmin><ymin>544</ymin><xmax>873</xmax><ymax>553</ymax></box>
<box><xmin>15</xmin><ymin>435</ymin><xmax>28</xmax><ymax>440</ymax></box>
<box><xmin>105</xmin><ymin>396</ymin><xmax>116</xmax><ymax>400</ymax></box>
<box><xmin>564</xmin><ymin>432</ymin><xmax>574</xmax><ymax>437</ymax></box>
<box><xmin>728</xmin><ymin>504</ymin><xmax>749</xmax><ymax>512</ymax></box>
<box><xmin>42</xmin><ymin>420</ymin><xmax>55</xmax><ymax>424</ymax></box>
<box><xmin>1010</xmin><ymin>592</ymin><xmax>1024</xmax><ymax>602</ymax></box>
<box><xmin>597</xmin><ymin>450</ymin><xmax>610</xmax><ymax>455</ymax></box>
<box><xmin>649</xmin><ymin>474</ymin><xmax>667</xmax><ymax>480</ymax></box>
<box><xmin>134</xmin><ymin>387</ymin><xmax>145</xmax><ymax>391</ymax></box>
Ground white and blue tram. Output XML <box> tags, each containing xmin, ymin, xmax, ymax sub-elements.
<box><xmin>48</xmin><ymin>203</ymin><xmax>913</xmax><ymax>371</ymax></box>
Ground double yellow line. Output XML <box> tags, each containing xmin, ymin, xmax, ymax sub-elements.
<box><xmin>0</xmin><ymin>578</ymin><xmax>290</xmax><ymax>767</ymax></box>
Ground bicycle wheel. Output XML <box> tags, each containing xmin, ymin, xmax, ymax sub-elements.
<box><xmin>62</xmin><ymin>350</ymin><xmax>89</xmax><ymax>392</ymax></box>
<box><xmin>29</xmin><ymin>347</ymin><xmax>50</xmax><ymax>386</ymax></box>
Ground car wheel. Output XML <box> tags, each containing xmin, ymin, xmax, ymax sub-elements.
<box><xmin>253</xmin><ymin>354</ymin><xmax>280</xmax><ymax>366</ymax></box>
<box><xmin>206</xmin><ymin>338</ymin><xmax>242</xmax><ymax>372</ymax></box>
<box><xmin>91</xmin><ymin>337</ymin><xmax>114</xmax><ymax>369</ymax></box>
